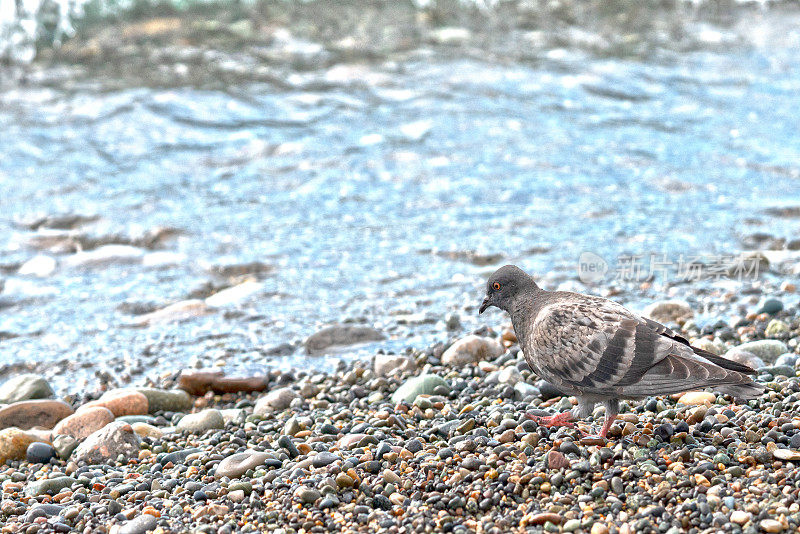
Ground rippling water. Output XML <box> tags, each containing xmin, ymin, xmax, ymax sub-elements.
<box><xmin>2</xmin><ymin>4</ymin><xmax>800</xmax><ymax>391</ymax></box>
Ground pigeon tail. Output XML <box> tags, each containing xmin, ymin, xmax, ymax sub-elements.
<box><xmin>717</xmin><ymin>382</ymin><xmax>765</xmax><ymax>402</ymax></box>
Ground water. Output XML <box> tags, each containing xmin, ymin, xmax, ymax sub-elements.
<box><xmin>2</xmin><ymin>2</ymin><xmax>800</xmax><ymax>392</ymax></box>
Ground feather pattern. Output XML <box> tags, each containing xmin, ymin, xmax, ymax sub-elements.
<box><xmin>511</xmin><ymin>291</ymin><xmax>762</xmax><ymax>401</ymax></box>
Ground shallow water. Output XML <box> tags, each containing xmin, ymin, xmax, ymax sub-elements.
<box><xmin>2</xmin><ymin>4</ymin><xmax>800</xmax><ymax>392</ymax></box>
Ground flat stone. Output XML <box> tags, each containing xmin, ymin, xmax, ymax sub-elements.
<box><xmin>215</xmin><ymin>450</ymin><xmax>271</xmax><ymax>479</ymax></box>
<box><xmin>373</xmin><ymin>354</ymin><xmax>416</xmax><ymax>377</ymax></box>
<box><xmin>53</xmin><ymin>406</ymin><xmax>115</xmax><ymax>440</ymax></box>
<box><xmin>730</xmin><ymin>510</ymin><xmax>751</xmax><ymax>525</ymax></box>
<box><xmin>72</xmin><ymin>421</ymin><xmax>141</xmax><ymax>465</ymax></box>
<box><xmin>83</xmin><ymin>389</ymin><xmax>149</xmax><ymax>417</ymax></box>
<box><xmin>391</xmin><ymin>374</ymin><xmax>449</xmax><ymax>404</ymax></box>
<box><xmin>113</xmin><ymin>514</ymin><xmax>158</xmax><ymax>534</ymax></box>
<box><xmin>677</xmin><ymin>391</ymin><xmax>716</xmax><ymax>405</ymax></box>
<box><xmin>205</xmin><ymin>281</ymin><xmax>263</xmax><ymax>307</ymax></box>
<box><xmin>128</xmin><ymin>388</ymin><xmax>192</xmax><ymax>413</ymax></box>
<box><xmin>130</xmin><ymin>299</ymin><xmax>211</xmax><ymax>327</ymax></box>
<box><xmin>642</xmin><ymin>300</ymin><xmax>693</xmax><ymax>324</ymax></box>
<box><xmin>773</xmin><ymin>448</ymin><xmax>800</xmax><ymax>461</ymax></box>
<box><xmin>0</xmin><ymin>399</ymin><xmax>74</xmax><ymax>430</ymax></box>
<box><xmin>52</xmin><ymin>434</ymin><xmax>79</xmax><ymax>460</ymax></box>
<box><xmin>177</xmin><ymin>409</ymin><xmax>225</xmax><ymax>433</ymax></box>
<box><xmin>305</xmin><ymin>324</ymin><xmax>385</xmax><ymax>354</ymax></box>
<box><xmin>25</xmin><ymin>476</ymin><xmax>77</xmax><ymax>497</ymax></box>
<box><xmin>759</xmin><ymin>519</ymin><xmax>783</xmax><ymax>533</ymax></box>
<box><xmin>178</xmin><ymin>369</ymin><xmax>267</xmax><ymax>395</ymax></box>
<box><xmin>64</xmin><ymin>244</ymin><xmax>145</xmax><ymax>268</ymax></box>
<box><xmin>294</xmin><ymin>486</ymin><xmax>320</xmax><ymax>504</ymax></box>
<box><xmin>254</xmin><ymin>387</ymin><xmax>299</xmax><ymax>412</ymax></box>
<box><xmin>131</xmin><ymin>422</ymin><xmax>163</xmax><ymax>439</ymax></box>
<box><xmin>0</xmin><ymin>374</ymin><xmax>54</xmax><ymax>403</ymax></box>
<box><xmin>441</xmin><ymin>335</ymin><xmax>504</xmax><ymax>366</ymax></box>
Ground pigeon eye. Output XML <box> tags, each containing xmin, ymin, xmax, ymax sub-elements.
<box><xmin>492</xmin><ymin>282</ymin><xmax>501</xmax><ymax>291</ymax></box>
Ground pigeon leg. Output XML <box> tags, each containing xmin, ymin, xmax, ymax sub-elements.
<box><xmin>527</xmin><ymin>411</ymin><xmax>575</xmax><ymax>428</ymax></box>
<box><xmin>598</xmin><ymin>399</ymin><xmax>619</xmax><ymax>439</ymax></box>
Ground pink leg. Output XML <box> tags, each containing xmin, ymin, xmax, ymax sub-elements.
<box><xmin>527</xmin><ymin>411</ymin><xmax>576</xmax><ymax>428</ymax></box>
<box><xmin>599</xmin><ymin>413</ymin><xmax>616</xmax><ymax>438</ymax></box>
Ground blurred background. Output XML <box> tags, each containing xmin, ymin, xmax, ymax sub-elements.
<box><xmin>1</xmin><ymin>0</ymin><xmax>799</xmax><ymax>393</ymax></box>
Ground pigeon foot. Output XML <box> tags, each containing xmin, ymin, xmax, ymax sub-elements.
<box><xmin>527</xmin><ymin>411</ymin><xmax>576</xmax><ymax>428</ymax></box>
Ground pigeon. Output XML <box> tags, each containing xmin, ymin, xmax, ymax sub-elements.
<box><xmin>479</xmin><ymin>265</ymin><xmax>763</xmax><ymax>438</ymax></box>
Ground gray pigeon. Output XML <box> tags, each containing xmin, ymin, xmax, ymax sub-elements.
<box><xmin>479</xmin><ymin>265</ymin><xmax>763</xmax><ymax>438</ymax></box>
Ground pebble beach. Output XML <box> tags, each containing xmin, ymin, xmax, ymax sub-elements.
<box><xmin>2</xmin><ymin>286</ymin><xmax>800</xmax><ymax>534</ymax></box>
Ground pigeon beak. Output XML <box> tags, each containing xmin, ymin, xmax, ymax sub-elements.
<box><xmin>479</xmin><ymin>297</ymin><xmax>490</xmax><ymax>314</ymax></box>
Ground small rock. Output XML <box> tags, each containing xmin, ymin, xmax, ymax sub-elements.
<box><xmin>590</xmin><ymin>524</ymin><xmax>610</xmax><ymax>534</ymax></box>
<box><xmin>254</xmin><ymin>387</ymin><xmax>299</xmax><ymax>412</ymax></box>
<box><xmin>775</xmin><ymin>353</ymin><xmax>799</xmax><ymax>368</ymax></box>
<box><xmin>546</xmin><ymin>450</ymin><xmax>569</xmax><ymax>469</ymax></box>
<box><xmin>391</xmin><ymin>374</ymin><xmax>450</xmax><ymax>404</ymax></box>
<box><xmin>130</xmin><ymin>300</ymin><xmax>211</xmax><ymax>327</ymax></box>
<box><xmin>24</xmin><ymin>476</ymin><xmax>77</xmax><ymax>497</ymax></box>
<box><xmin>83</xmin><ymin>389</ymin><xmax>149</xmax><ymax>417</ymax></box>
<box><xmin>773</xmin><ymin>449</ymin><xmax>800</xmax><ymax>461</ymax></box>
<box><xmin>0</xmin><ymin>399</ymin><xmax>73</xmax><ymax>430</ymax></box>
<box><xmin>72</xmin><ymin>421</ymin><xmax>141</xmax><ymax>465</ymax></box>
<box><xmin>129</xmin><ymin>388</ymin><xmax>193</xmax><ymax>413</ymax></box>
<box><xmin>53</xmin><ymin>406</ymin><xmax>115</xmax><ymax>440</ymax></box>
<box><xmin>765</xmin><ymin>319</ymin><xmax>790</xmax><ymax>336</ymax></box>
<box><xmin>677</xmin><ymin>392</ymin><xmax>716</xmax><ymax>405</ymax></box>
<box><xmin>373</xmin><ymin>354</ymin><xmax>416</xmax><ymax>377</ymax></box>
<box><xmin>131</xmin><ymin>422</ymin><xmax>163</xmax><ymax>439</ymax></box>
<box><xmin>757</xmin><ymin>298</ymin><xmax>784</xmax><ymax>315</ymax></box>
<box><xmin>730</xmin><ymin>510</ymin><xmax>750</xmax><ymax>525</ymax></box>
<box><xmin>312</xmin><ymin>451</ymin><xmax>340</xmax><ymax>468</ymax></box>
<box><xmin>441</xmin><ymin>335</ymin><xmax>504</xmax><ymax>366</ymax></box>
<box><xmin>113</xmin><ymin>514</ymin><xmax>158</xmax><ymax>534</ymax></box>
<box><xmin>642</xmin><ymin>300</ymin><xmax>693</xmax><ymax>324</ymax></box>
<box><xmin>178</xmin><ymin>370</ymin><xmax>267</xmax><ymax>395</ymax></box>
<box><xmin>0</xmin><ymin>374</ymin><xmax>54</xmax><ymax>403</ymax></box>
<box><xmin>514</xmin><ymin>382</ymin><xmax>540</xmax><ymax>400</ymax></box>
<box><xmin>691</xmin><ymin>337</ymin><xmax>723</xmax><ymax>355</ymax></box>
<box><xmin>497</xmin><ymin>367</ymin><xmax>522</xmax><ymax>385</ymax></box>
<box><xmin>52</xmin><ymin>434</ymin><xmax>79</xmax><ymax>460</ymax></box>
<box><xmin>305</xmin><ymin>324</ymin><xmax>385</xmax><ymax>353</ymax></box>
<box><xmin>177</xmin><ymin>409</ymin><xmax>225</xmax><ymax>433</ymax></box>
<box><xmin>0</xmin><ymin>427</ymin><xmax>39</xmax><ymax>463</ymax></box>
<box><xmin>216</xmin><ymin>450</ymin><xmax>271</xmax><ymax>479</ymax></box>
<box><xmin>191</xmin><ymin>503</ymin><xmax>229</xmax><ymax>520</ymax></box>
<box><xmin>759</xmin><ymin>519</ymin><xmax>783</xmax><ymax>533</ymax></box>
<box><xmin>26</xmin><ymin>441</ymin><xmax>56</xmax><ymax>463</ymax></box>
<box><xmin>295</xmin><ymin>486</ymin><xmax>321</xmax><ymax>504</ymax></box>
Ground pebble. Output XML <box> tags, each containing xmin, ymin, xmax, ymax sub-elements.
<box><xmin>0</xmin><ymin>399</ymin><xmax>74</xmax><ymax>430</ymax></box>
<box><xmin>0</xmin><ymin>374</ymin><xmax>54</xmax><ymax>403</ymax></box>
<box><xmin>114</xmin><ymin>514</ymin><xmax>158</xmax><ymax>534</ymax></box>
<box><xmin>177</xmin><ymin>409</ymin><xmax>225</xmax><ymax>432</ymax></box>
<box><xmin>129</xmin><ymin>387</ymin><xmax>192</xmax><ymax>413</ymax></box>
<box><xmin>731</xmin><ymin>510</ymin><xmax>751</xmax><ymax>525</ymax></box>
<box><xmin>254</xmin><ymin>387</ymin><xmax>300</xmax><ymax>412</ymax></box>
<box><xmin>53</xmin><ymin>406</ymin><xmax>115</xmax><ymax>439</ymax></box>
<box><xmin>441</xmin><ymin>335</ymin><xmax>504</xmax><ymax>365</ymax></box>
<box><xmin>25</xmin><ymin>476</ymin><xmax>77</xmax><ymax>497</ymax></box>
<box><xmin>25</xmin><ymin>442</ymin><xmax>56</xmax><ymax>463</ymax></box>
<box><xmin>759</xmin><ymin>519</ymin><xmax>784</xmax><ymax>533</ymax></box>
<box><xmin>72</xmin><ymin>421</ymin><xmax>141</xmax><ymax>464</ymax></box>
<box><xmin>0</xmin><ymin>427</ymin><xmax>39</xmax><ymax>463</ymax></box>
<box><xmin>294</xmin><ymin>486</ymin><xmax>320</xmax><ymax>504</ymax></box>
<box><xmin>215</xmin><ymin>450</ymin><xmax>271</xmax><ymax>479</ymax></box>
<box><xmin>373</xmin><ymin>354</ymin><xmax>416</xmax><ymax>377</ymax></box>
<box><xmin>677</xmin><ymin>391</ymin><xmax>716</xmax><ymax>405</ymax></box>
<box><xmin>304</xmin><ymin>324</ymin><xmax>385</xmax><ymax>353</ymax></box>
<box><xmin>643</xmin><ymin>300</ymin><xmax>693</xmax><ymax>323</ymax></box>
<box><xmin>391</xmin><ymin>374</ymin><xmax>449</xmax><ymax>403</ymax></box>
<box><xmin>83</xmin><ymin>389</ymin><xmax>149</xmax><ymax>416</ymax></box>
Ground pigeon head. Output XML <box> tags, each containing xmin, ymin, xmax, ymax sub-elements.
<box><xmin>479</xmin><ymin>265</ymin><xmax>539</xmax><ymax>314</ymax></box>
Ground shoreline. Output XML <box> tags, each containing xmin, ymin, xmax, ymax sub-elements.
<box><xmin>1</xmin><ymin>291</ymin><xmax>799</xmax><ymax>533</ymax></box>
